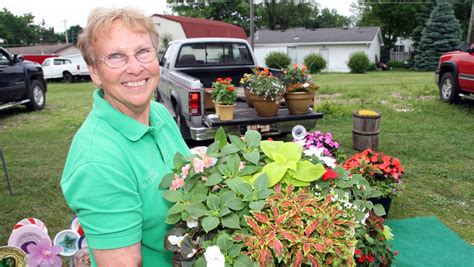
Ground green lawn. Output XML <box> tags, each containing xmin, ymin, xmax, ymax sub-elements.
<box><xmin>0</xmin><ymin>71</ymin><xmax>473</xmax><ymax>247</ymax></box>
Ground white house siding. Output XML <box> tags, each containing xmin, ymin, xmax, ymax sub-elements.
<box><xmin>151</xmin><ymin>16</ymin><xmax>186</xmax><ymax>51</ymax></box>
<box><xmin>368</xmin><ymin>35</ymin><xmax>381</xmax><ymax>63</ymax></box>
<box><xmin>253</xmin><ymin>45</ymin><xmax>287</xmax><ymax>68</ymax></box>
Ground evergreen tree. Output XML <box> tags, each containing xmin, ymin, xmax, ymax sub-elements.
<box><xmin>409</xmin><ymin>1</ymin><xmax>435</xmax><ymax>67</ymax></box>
<box><xmin>414</xmin><ymin>1</ymin><xmax>462</xmax><ymax>71</ymax></box>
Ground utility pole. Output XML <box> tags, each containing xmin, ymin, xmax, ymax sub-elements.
<box><xmin>468</xmin><ymin>2</ymin><xmax>474</xmax><ymax>43</ymax></box>
<box><xmin>62</xmin><ymin>20</ymin><xmax>69</xmax><ymax>44</ymax></box>
<box><xmin>250</xmin><ymin>0</ymin><xmax>254</xmax><ymax>50</ymax></box>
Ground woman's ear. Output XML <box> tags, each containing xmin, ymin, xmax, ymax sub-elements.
<box><xmin>88</xmin><ymin>64</ymin><xmax>102</xmax><ymax>87</ymax></box>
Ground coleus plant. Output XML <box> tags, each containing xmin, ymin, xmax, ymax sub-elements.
<box><xmin>236</xmin><ymin>184</ymin><xmax>357</xmax><ymax>267</ymax></box>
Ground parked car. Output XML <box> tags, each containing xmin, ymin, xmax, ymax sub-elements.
<box><xmin>158</xmin><ymin>38</ymin><xmax>323</xmax><ymax>141</ymax></box>
<box><xmin>42</xmin><ymin>57</ymin><xmax>83</xmax><ymax>83</ymax></box>
<box><xmin>0</xmin><ymin>47</ymin><xmax>47</xmax><ymax>111</ymax></box>
<box><xmin>435</xmin><ymin>43</ymin><xmax>474</xmax><ymax>103</ymax></box>
<box><xmin>64</xmin><ymin>54</ymin><xmax>90</xmax><ymax>79</ymax></box>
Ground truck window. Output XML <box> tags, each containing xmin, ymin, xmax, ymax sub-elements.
<box><xmin>176</xmin><ymin>42</ymin><xmax>253</xmax><ymax>67</ymax></box>
<box><xmin>0</xmin><ymin>54</ymin><xmax>9</xmax><ymax>65</ymax></box>
<box><xmin>43</xmin><ymin>60</ymin><xmax>50</xmax><ymax>66</ymax></box>
<box><xmin>161</xmin><ymin>44</ymin><xmax>174</xmax><ymax>68</ymax></box>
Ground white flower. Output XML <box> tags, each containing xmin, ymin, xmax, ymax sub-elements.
<box><xmin>168</xmin><ymin>235</ymin><xmax>185</xmax><ymax>248</ymax></box>
<box><xmin>303</xmin><ymin>147</ymin><xmax>336</xmax><ymax>168</ymax></box>
<box><xmin>204</xmin><ymin>245</ymin><xmax>225</xmax><ymax>267</ymax></box>
<box><xmin>294</xmin><ymin>139</ymin><xmax>306</xmax><ymax>147</ymax></box>
<box><xmin>186</xmin><ymin>218</ymin><xmax>198</xmax><ymax>229</ymax></box>
<box><xmin>303</xmin><ymin>82</ymin><xmax>310</xmax><ymax>88</ymax></box>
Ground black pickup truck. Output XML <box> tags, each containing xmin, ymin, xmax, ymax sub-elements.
<box><xmin>0</xmin><ymin>47</ymin><xmax>46</xmax><ymax>111</ymax></box>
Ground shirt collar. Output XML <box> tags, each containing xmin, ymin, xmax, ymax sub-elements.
<box><xmin>92</xmin><ymin>89</ymin><xmax>163</xmax><ymax>142</ymax></box>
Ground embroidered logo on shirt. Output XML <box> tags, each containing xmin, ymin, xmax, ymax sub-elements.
<box><xmin>142</xmin><ymin>168</ymin><xmax>160</xmax><ymax>189</ymax></box>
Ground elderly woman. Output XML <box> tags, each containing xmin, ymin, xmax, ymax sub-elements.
<box><xmin>61</xmin><ymin>8</ymin><xmax>189</xmax><ymax>266</ymax></box>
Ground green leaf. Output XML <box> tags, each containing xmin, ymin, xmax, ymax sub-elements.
<box><xmin>257</xmin><ymin>189</ymin><xmax>273</xmax><ymax>200</ymax></box>
<box><xmin>165</xmin><ymin>213</ymin><xmax>181</xmax><ymax>224</ymax></box>
<box><xmin>205</xmin><ymin>173</ymin><xmax>223</xmax><ymax>186</ymax></box>
<box><xmin>260</xmin><ymin>140</ymin><xmax>283</xmax><ymax>160</ymax></box>
<box><xmin>225</xmin><ymin>196</ymin><xmax>245</xmax><ymax>211</ymax></box>
<box><xmin>207</xmin><ymin>194</ymin><xmax>221</xmax><ymax>210</ymax></box>
<box><xmin>227</xmin><ymin>243</ymin><xmax>243</xmax><ymax>258</ymax></box>
<box><xmin>239</xmin><ymin>166</ymin><xmax>259</xmax><ymax>176</ymax></box>
<box><xmin>190</xmin><ymin>193</ymin><xmax>207</xmax><ymax>203</ymax></box>
<box><xmin>202</xmin><ymin>216</ymin><xmax>220</xmax><ymax>233</ymax></box>
<box><xmin>292</xmin><ymin>161</ymin><xmax>325</xmax><ymax>182</ymax></box>
<box><xmin>249</xmin><ymin>200</ymin><xmax>266</xmax><ymax>211</ymax></box>
<box><xmin>253</xmin><ymin>174</ymin><xmax>269</xmax><ymax>191</ymax></box>
<box><xmin>373</xmin><ymin>203</ymin><xmax>386</xmax><ymax>216</ymax></box>
<box><xmin>186</xmin><ymin>202</ymin><xmax>209</xmax><ymax>218</ymax></box>
<box><xmin>194</xmin><ymin>256</ymin><xmax>206</xmax><ymax>267</ymax></box>
<box><xmin>206</xmin><ymin>142</ymin><xmax>220</xmax><ymax>157</ymax></box>
<box><xmin>243</xmin><ymin>151</ymin><xmax>260</xmax><ymax>165</ymax></box>
<box><xmin>245</xmin><ymin>130</ymin><xmax>261</xmax><ymax>148</ymax></box>
<box><xmin>221</xmin><ymin>143</ymin><xmax>240</xmax><ymax>156</ymax></box>
<box><xmin>168</xmin><ymin>203</ymin><xmax>186</xmax><ymax>215</ymax></box>
<box><xmin>221</xmin><ymin>213</ymin><xmax>241</xmax><ymax>229</ymax></box>
<box><xmin>226</xmin><ymin>178</ymin><xmax>253</xmax><ymax>197</ymax></box>
<box><xmin>216</xmin><ymin>233</ymin><xmax>234</xmax><ymax>253</ymax></box>
<box><xmin>217</xmin><ymin>164</ymin><xmax>230</xmax><ymax>177</ymax></box>
<box><xmin>159</xmin><ymin>173</ymin><xmax>175</xmax><ymax>189</ymax></box>
<box><xmin>219</xmin><ymin>207</ymin><xmax>232</xmax><ymax>217</ymax></box>
<box><xmin>173</xmin><ymin>152</ymin><xmax>186</xmax><ymax>169</ymax></box>
<box><xmin>162</xmin><ymin>190</ymin><xmax>184</xmax><ymax>203</ymax></box>
<box><xmin>229</xmin><ymin>134</ymin><xmax>245</xmax><ymax>149</ymax></box>
<box><xmin>279</xmin><ymin>142</ymin><xmax>302</xmax><ymax>162</ymax></box>
<box><xmin>215</xmin><ymin>127</ymin><xmax>227</xmax><ymax>148</ymax></box>
<box><xmin>234</xmin><ymin>255</ymin><xmax>255</xmax><ymax>267</ymax></box>
<box><xmin>261</xmin><ymin>163</ymin><xmax>287</xmax><ymax>187</ymax></box>
<box><xmin>226</xmin><ymin>154</ymin><xmax>241</xmax><ymax>177</ymax></box>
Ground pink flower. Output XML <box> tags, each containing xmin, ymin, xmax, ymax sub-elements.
<box><xmin>27</xmin><ymin>239</ymin><xmax>62</xmax><ymax>267</ymax></box>
<box><xmin>181</xmin><ymin>164</ymin><xmax>191</xmax><ymax>179</ymax></box>
<box><xmin>193</xmin><ymin>157</ymin><xmax>205</xmax><ymax>174</ymax></box>
<box><xmin>170</xmin><ymin>174</ymin><xmax>185</xmax><ymax>190</ymax></box>
<box><xmin>239</xmin><ymin>161</ymin><xmax>245</xmax><ymax>170</ymax></box>
<box><xmin>202</xmin><ymin>154</ymin><xmax>216</xmax><ymax>168</ymax></box>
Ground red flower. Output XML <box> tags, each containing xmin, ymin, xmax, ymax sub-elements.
<box><xmin>227</xmin><ymin>86</ymin><xmax>234</xmax><ymax>92</ymax></box>
<box><xmin>367</xmin><ymin>254</ymin><xmax>375</xmax><ymax>263</ymax></box>
<box><xmin>322</xmin><ymin>168</ymin><xmax>338</xmax><ymax>181</ymax></box>
<box><xmin>357</xmin><ymin>256</ymin><xmax>365</xmax><ymax>263</ymax></box>
<box><xmin>267</xmin><ymin>137</ymin><xmax>273</xmax><ymax>141</ymax></box>
<box><xmin>394</xmin><ymin>251</ymin><xmax>399</xmax><ymax>256</ymax></box>
<box><xmin>354</xmin><ymin>249</ymin><xmax>362</xmax><ymax>256</ymax></box>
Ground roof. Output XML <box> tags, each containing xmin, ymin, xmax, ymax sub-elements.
<box><xmin>254</xmin><ymin>27</ymin><xmax>383</xmax><ymax>45</ymax></box>
<box><xmin>154</xmin><ymin>14</ymin><xmax>247</xmax><ymax>39</ymax></box>
<box><xmin>6</xmin><ymin>43</ymin><xmax>74</xmax><ymax>55</ymax></box>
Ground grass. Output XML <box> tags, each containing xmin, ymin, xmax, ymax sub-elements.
<box><xmin>0</xmin><ymin>71</ymin><xmax>473</xmax><ymax>248</ymax></box>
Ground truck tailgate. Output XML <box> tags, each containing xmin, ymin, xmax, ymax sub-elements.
<box><xmin>203</xmin><ymin>101</ymin><xmax>323</xmax><ymax>128</ymax></box>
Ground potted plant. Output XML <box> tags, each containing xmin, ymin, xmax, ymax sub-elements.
<box><xmin>281</xmin><ymin>64</ymin><xmax>320</xmax><ymax>115</ymax></box>
<box><xmin>210</xmin><ymin>78</ymin><xmax>237</xmax><ymax>120</ymax></box>
<box><xmin>294</xmin><ymin>130</ymin><xmax>346</xmax><ymax>163</ymax></box>
<box><xmin>343</xmin><ymin>149</ymin><xmax>405</xmax><ymax>217</ymax></box>
<box><xmin>240</xmin><ymin>73</ymin><xmax>254</xmax><ymax>107</ymax></box>
<box><xmin>246</xmin><ymin>67</ymin><xmax>286</xmax><ymax>117</ymax></box>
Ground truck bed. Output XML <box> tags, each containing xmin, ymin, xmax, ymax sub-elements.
<box><xmin>203</xmin><ymin>101</ymin><xmax>323</xmax><ymax>128</ymax></box>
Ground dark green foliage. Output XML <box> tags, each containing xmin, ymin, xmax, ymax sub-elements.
<box><xmin>265</xmin><ymin>51</ymin><xmax>291</xmax><ymax>69</ymax></box>
<box><xmin>303</xmin><ymin>53</ymin><xmax>326</xmax><ymax>73</ymax></box>
<box><xmin>409</xmin><ymin>2</ymin><xmax>436</xmax><ymax>67</ymax></box>
<box><xmin>414</xmin><ymin>2</ymin><xmax>462</xmax><ymax>71</ymax></box>
<box><xmin>368</xmin><ymin>63</ymin><xmax>378</xmax><ymax>71</ymax></box>
<box><xmin>389</xmin><ymin>60</ymin><xmax>406</xmax><ymax>69</ymax></box>
<box><xmin>347</xmin><ymin>52</ymin><xmax>370</xmax><ymax>73</ymax></box>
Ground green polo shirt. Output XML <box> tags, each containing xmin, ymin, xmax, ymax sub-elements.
<box><xmin>61</xmin><ymin>89</ymin><xmax>189</xmax><ymax>266</ymax></box>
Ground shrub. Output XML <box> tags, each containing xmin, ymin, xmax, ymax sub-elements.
<box><xmin>303</xmin><ymin>53</ymin><xmax>327</xmax><ymax>73</ymax></box>
<box><xmin>367</xmin><ymin>63</ymin><xmax>378</xmax><ymax>71</ymax></box>
<box><xmin>265</xmin><ymin>52</ymin><xmax>291</xmax><ymax>69</ymax></box>
<box><xmin>347</xmin><ymin>52</ymin><xmax>370</xmax><ymax>73</ymax></box>
<box><xmin>389</xmin><ymin>60</ymin><xmax>405</xmax><ymax>69</ymax></box>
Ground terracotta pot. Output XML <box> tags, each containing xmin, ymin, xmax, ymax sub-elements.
<box><xmin>250</xmin><ymin>94</ymin><xmax>282</xmax><ymax>117</ymax></box>
<box><xmin>244</xmin><ymin>88</ymin><xmax>254</xmax><ymax>107</ymax></box>
<box><xmin>284</xmin><ymin>91</ymin><xmax>314</xmax><ymax>115</ymax></box>
<box><xmin>215</xmin><ymin>103</ymin><xmax>236</xmax><ymax>120</ymax></box>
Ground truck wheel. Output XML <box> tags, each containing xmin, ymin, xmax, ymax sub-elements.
<box><xmin>63</xmin><ymin>72</ymin><xmax>73</xmax><ymax>83</ymax></box>
<box><xmin>26</xmin><ymin>80</ymin><xmax>46</xmax><ymax>111</ymax></box>
<box><xmin>439</xmin><ymin>72</ymin><xmax>460</xmax><ymax>103</ymax></box>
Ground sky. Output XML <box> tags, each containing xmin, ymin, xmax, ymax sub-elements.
<box><xmin>0</xmin><ymin>0</ymin><xmax>355</xmax><ymax>34</ymax></box>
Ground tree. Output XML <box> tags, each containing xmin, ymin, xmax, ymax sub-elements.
<box><xmin>409</xmin><ymin>1</ymin><xmax>436</xmax><ymax>67</ymax></box>
<box><xmin>352</xmin><ymin>0</ymin><xmax>423</xmax><ymax>59</ymax></box>
<box><xmin>414</xmin><ymin>1</ymin><xmax>462</xmax><ymax>71</ymax></box>
<box><xmin>67</xmin><ymin>25</ymin><xmax>83</xmax><ymax>44</ymax></box>
<box><xmin>167</xmin><ymin>0</ymin><xmax>251</xmax><ymax>35</ymax></box>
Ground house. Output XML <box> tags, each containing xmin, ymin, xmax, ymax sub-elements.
<box><xmin>253</xmin><ymin>27</ymin><xmax>383</xmax><ymax>72</ymax></box>
<box><xmin>151</xmin><ymin>14</ymin><xmax>247</xmax><ymax>51</ymax></box>
<box><xmin>391</xmin><ymin>37</ymin><xmax>414</xmax><ymax>62</ymax></box>
<box><xmin>7</xmin><ymin>43</ymin><xmax>80</xmax><ymax>57</ymax></box>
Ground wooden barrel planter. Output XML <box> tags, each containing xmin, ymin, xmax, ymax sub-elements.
<box><xmin>352</xmin><ymin>110</ymin><xmax>381</xmax><ymax>151</ymax></box>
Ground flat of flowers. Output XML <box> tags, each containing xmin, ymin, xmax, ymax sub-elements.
<box><xmin>386</xmin><ymin>216</ymin><xmax>474</xmax><ymax>266</ymax></box>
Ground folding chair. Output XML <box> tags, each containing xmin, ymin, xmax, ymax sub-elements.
<box><xmin>0</xmin><ymin>147</ymin><xmax>13</xmax><ymax>196</ymax></box>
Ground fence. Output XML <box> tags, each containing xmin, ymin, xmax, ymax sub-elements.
<box><xmin>390</xmin><ymin>51</ymin><xmax>411</xmax><ymax>62</ymax></box>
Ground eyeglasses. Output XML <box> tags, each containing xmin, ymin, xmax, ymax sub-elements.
<box><xmin>98</xmin><ymin>47</ymin><xmax>157</xmax><ymax>69</ymax></box>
